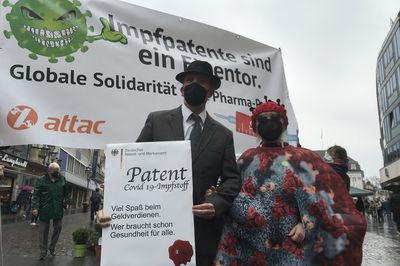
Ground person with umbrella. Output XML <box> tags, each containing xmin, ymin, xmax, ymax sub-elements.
<box><xmin>18</xmin><ymin>186</ymin><xmax>34</xmax><ymax>220</ymax></box>
<box><xmin>15</xmin><ymin>186</ymin><xmax>31</xmax><ymax>216</ymax></box>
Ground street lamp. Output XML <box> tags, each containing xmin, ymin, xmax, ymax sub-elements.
<box><xmin>85</xmin><ymin>166</ymin><xmax>92</xmax><ymax>199</ymax></box>
<box><xmin>83</xmin><ymin>166</ymin><xmax>91</xmax><ymax>212</ymax></box>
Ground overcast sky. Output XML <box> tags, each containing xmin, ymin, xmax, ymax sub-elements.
<box><xmin>122</xmin><ymin>0</ymin><xmax>399</xmax><ymax>178</ymax></box>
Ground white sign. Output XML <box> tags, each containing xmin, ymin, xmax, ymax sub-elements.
<box><xmin>102</xmin><ymin>141</ymin><xmax>195</xmax><ymax>266</ymax></box>
<box><xmin>0</xmin><ymin>0</ymin><xmax>298</xmax><ymax>152</ymax></box>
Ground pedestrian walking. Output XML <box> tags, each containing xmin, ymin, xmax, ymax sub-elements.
<box><xmin>365</xmin><ymin>199</ymin><xmax>372</xmax><ymax>220</ymax></box>
<box><xmin>90</xmin><ymin>188</ymin><xmax>103</xmax><ymax>223</ymax></box>
<box><xmin>369</xmin><ymin>200</ymin><xmax>378</xmax><ymax>222</ymax></box>
<box><xmin>377</xmin><ymin>198</ymin><xmax>384</xmax><ymax>223</ymax></box>
<box><xmin>382</xmin><ymin>197</ymin><xmax>392</xmax><ymax>221</ymax></box>
<box><xmin>356</xmin><ymin>197</ymin><xmax>365</xmax><ymax>216</ymax></box>
<box><xmin>31</xmin><ymin>162</ymin><xmax>70</xmax><ymax>260</ymax></box>
<box><xmin>14</xmin><ymin>189</ymin><xmax>30</xmax><ymax>216</ymax></box>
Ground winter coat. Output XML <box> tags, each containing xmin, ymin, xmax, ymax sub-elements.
<box><xmin>32</xmin><ymin>174</ymin><xmax>70</xmax><ymax>221</ymax></box>
<box><xmin>328</xmin><ymin>163</ymin><xmax>350</xmax><ymax>191</ymax></box>
<box><xmin>216</xmin><ymin>145</ymin><xmax>366</xmax><ymax>266</ymax></box>
<box><xmin>90</xmin><ymin>191</ymin><xmax>103</xmax><ymax>208</ymax></box>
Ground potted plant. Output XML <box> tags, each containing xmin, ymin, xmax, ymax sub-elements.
<box><xmin>87</xmin><ymin>230</ymin><xmax>101</xmax><ymax>256</ymax></box>
<box><xmin>72</xmin><ymin>228</ymin><xmax>90</xmax><ymax>258</ymax></box>
<box><xmin>94</xmin><ymin>227</ymin><xmax>102</xmax><ymax>258</ymax></box>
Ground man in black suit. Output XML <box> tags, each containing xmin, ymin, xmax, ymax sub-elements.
<box><xmin>136</xmin><ymin>60</ymin><xmax>241</xmax><ymax>265</ymax></box>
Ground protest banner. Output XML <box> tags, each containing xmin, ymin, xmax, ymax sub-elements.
<box><xmin>0</xmin><ymin>0</ymin><xmax>298</xmax><ymax>152</ymax></box>
<box><xmin>102</xmin><ymin>141</ymin><xmax>195</xmax><ymax>266</ymax></box>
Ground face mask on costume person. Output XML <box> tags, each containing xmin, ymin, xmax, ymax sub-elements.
<box><xmin>324</xmin><ymin>152</ymin><xmax>333</xmax><ymax>163</ymax></box>
<box><xmin>183</xmin><ymin>83</ymin><xmax>208</xmax><ymax>106</ymax></box>
<box><xmin>51</xmin><ymin>172</ymin><xmax>59</xmax><ymax>178</ymax></box>
<box><xmin>257</xmin><ymin>116</ymin><xmax>284</xmax><ymax>141</ymax></box>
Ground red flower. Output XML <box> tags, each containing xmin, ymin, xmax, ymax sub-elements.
<box><xmin>259</xmin><ymin>152</ymin><xmax>274</xmax><ymax>172</ymax></box>
<box><xmin>168</xmin><ymin>240</ymin><xmax>194</xmax><ymax>266</ymax></box>
<box><xmin>283</xmin><ymin>169</ymin><xmax>304</xmax><ymax>194</ymax></box>
<box><xmin>282</xmin><ymin>238</ymin><xmax>304</xmax><ymax>260</ymax></box>
<box><xmin>246</xmin><ymin>207</ymin><xmax>267</xmax><ymax>229</ymax></box>
<box><xmin>308</xmin><ymin>199</ymin><xmax>327</xmax><ymax>216</ymax></box>
<box><xmin>218</xmin><ymin>234</ymin><xmax>238</xmax><ymax>256</ymax></box>
<box><xmin>250</xmin><ymin>251</ymin><xmax>267</xmax><ymax>266</ymax></box>
<box><xmin>272</xmin><ymin>196</ymin><xmax>296</xmax><ymax>219</ymax></box>
<box><xmin>285</xmin><ymin>147</ymin><xmax>310</xmax><ymax>164</ymax></box>
<box><xmin>240</xmin><ymin>176</ymin><xmax>256</xmax><ymax>197</ymax></box>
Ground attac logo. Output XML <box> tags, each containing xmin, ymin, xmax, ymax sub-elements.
<box><xmin>7</xmin><ymin>105</ymin><xmax>38</xmax><ymax>130</ymax></box>
<box><xmin>7</xmin><ymin>105</ymin><xmax>105</xmax><ymax>134</ymax></box>
<box><xmin>3</xmin><ymin>0</ymin><xmax>127</xmax><ymax>63</ymax></box>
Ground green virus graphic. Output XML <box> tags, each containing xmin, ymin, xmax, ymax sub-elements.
<box><xmin>2</xmin><ymin>0</ymin><xmax>127</xmax><ymax>63</ymax></box>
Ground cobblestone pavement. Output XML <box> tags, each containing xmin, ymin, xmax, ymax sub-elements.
<box><xmin>1</xmin><ymin>211</ymin><xmax>97</xmax><ymax>266</ymax></box>
<box><xmin>362</xmin><ymin>216</ymin><xmax>400</xmax><ymax>266</ymax></box>
<box><xmin>1</xmin><ymin>212</ymin><xmax>400</xmax><ymax>266</ymax></box>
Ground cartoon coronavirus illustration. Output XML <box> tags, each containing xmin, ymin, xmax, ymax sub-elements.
<box><xmin>2</xmin><ymin>0</ymin><xmax>127</xmax><ymax>63</ymax></box>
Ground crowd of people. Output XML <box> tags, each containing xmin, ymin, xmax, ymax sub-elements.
<box><xmin>1</xmin><ymin>60</ymin><xmax>400</xmax><ymax>265</ymax></box>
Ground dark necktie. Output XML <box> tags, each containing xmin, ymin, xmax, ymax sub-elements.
<box><xmin>189</xmin><ymin>113</ymin><xmax>202</xmax><ymax>155</ymax></box>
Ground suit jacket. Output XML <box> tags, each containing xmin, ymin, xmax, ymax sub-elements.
<box><xmin>137</xmin><ymin>106</ymin><xmax>241</xmax><ymax>257</ymax></box>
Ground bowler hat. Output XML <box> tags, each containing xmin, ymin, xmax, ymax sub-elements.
<box><xmin>176</xmin><ymin>60</ymin><xmax>221</xmax><ymax>89</ymax></box>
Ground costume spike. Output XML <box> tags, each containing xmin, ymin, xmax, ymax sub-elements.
<box><xmin>3</xmin><ymin>30</ymin><xmax>12</xmax><ymax>39</ymax></box>
<box><xmin>72</xmin><ymin>0</ymin><xmax>82</xmax><ymax>7</ymax></box>
<box><xmin>84</xmin><ymin>11</ymin><xmax>92</xmax><ymax>18</ymax></box>
<box><xmin>2</xmin><ymin>0</ymin><xmax>13</xmax><ymax>8</ymax></box>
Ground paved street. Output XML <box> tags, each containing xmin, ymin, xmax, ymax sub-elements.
<box><xmin>1</xmin><ymin>211</ymin><xmax>98</xmax><ymax>266</ymax></box>
<box><xmin>362</xmin><ymin>216</ymin><xmax>400</xmax><ymax>266</ymax></box>
<box><xmin>1</xmin><ymin>212</ymin><xmax>400</xmax><ymax>265</ymax></box>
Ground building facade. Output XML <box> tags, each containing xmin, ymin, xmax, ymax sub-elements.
<box><xmin>0</xmin><ymin>145</ymin><xmax>104</xmax><ymax>214</ymax></box>
<box><xmin>347</xmin><ymin>157</ymin><xmax>364</xmax><ymax>189</ymax></box>
<box><xmin>377</xmin><ymin>11</ymin><xmax>400</xmax><ymax>191</ymax></box>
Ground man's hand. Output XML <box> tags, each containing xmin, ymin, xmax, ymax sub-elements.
<box><xmin>192</xmin><ymin>203</ymin><xmax>215</xmax><ymax>220</ymax></box>
<box><xmin>0</xmin><ymin>165</ymin><xmax>4</xmax><ymax>177</ymax></box>
<box><xmin>96</xmin><ymin>209</ymin><xmax>112</xmax><ymax>228</ymax></box>
<box><xmin>32</xmin><ymin>209</ymin><xmax>38</xmax><ymax>217</ymax></box>
<box><xmin>204</xmin><ymin>186</ymin><xmax>216</xmax><ymax>198</ymax></box>
<box><xmin>287</xmin><ymin>223</ymin><xmax>305</xmax><ymax>243</ymax></box>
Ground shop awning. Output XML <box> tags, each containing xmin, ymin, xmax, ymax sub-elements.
<box><xmin>381</xmin><ymin>176</ymin><xmax>400</xmax><ymax>190</ymax></box>
<box><xmin>349</xmin><ymin>186</ymin><xmax>373</xmax><ymax>197</ymax></box>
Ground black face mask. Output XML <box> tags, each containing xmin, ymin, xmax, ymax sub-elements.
<box><xmin>257</xmin><ymin>116</ymin><xmax>284</xmax><ymax>141</ymax></box>
<box><xmin>183</xmin><ymin>83</ymin><xmax>207</xmax><ymax>107</ymax></box>
<box><xmin>51</xmin><ymin>172</ymin><xmax>59</xmax><ymax>178</ymax></box>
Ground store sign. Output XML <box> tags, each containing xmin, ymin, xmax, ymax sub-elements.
<box><xmin>0</xmin><ymin>151</ymin><xmax>28</xmax><ymax>168</ymax></box>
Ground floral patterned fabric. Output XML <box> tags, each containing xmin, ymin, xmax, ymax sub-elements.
<box><xmin>215</xmin><ymin>145</ymin><xmax>366</xmax><ymax>266</ymax></box>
